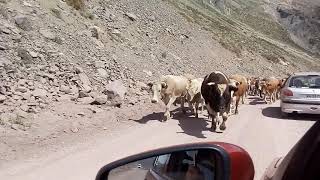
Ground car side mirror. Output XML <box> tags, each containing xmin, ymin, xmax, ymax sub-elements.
<box><xmin>96</xmin><ymin>142</ymin><xmax>254</xmax><ymax>180</ymax></box>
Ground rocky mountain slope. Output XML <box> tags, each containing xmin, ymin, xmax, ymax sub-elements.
<box><xmin>267</xmin><ymin>0</ymin><xmax>320</xmax><ymax>55</ymax></box>
<box><xmin>0</xmin><ymin>0</ymin><xmax>319</xmax><ymax>166</ymax></box>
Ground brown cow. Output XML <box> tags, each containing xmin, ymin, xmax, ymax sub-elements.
<box><xmin>261</xmin><ymin>77</ymin><xmax>280</xmax><ymax>104</ymax></box>
<box><xmin>248</xmin><ymin>77</ymin><xmax>261</xmax><ymax>96</ymax></box>
<box><xmin>229</xmin><ymin>75</ymin><xmax>248</xmax><ymax>114</ymax></box>
<box><xmin>275</xmin><ymin>78</ymin><xmax>286</xmax><ymax>100</ymax></box>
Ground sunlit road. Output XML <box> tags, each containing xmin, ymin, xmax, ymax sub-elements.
<box><xmin>0</xmin><ymin>97</ymin><xmax>315</xmax><ymax>180</ymax></box>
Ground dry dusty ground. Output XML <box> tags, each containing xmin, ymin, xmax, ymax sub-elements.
<box><xmin>0</xmin><ymin>96</ymin><xmax>317</xmax><ymax>180</ymax></box>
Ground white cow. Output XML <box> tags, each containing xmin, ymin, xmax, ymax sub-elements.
<box><xmin>150</xmin><ymin>75</ymin><xmax>189</xmax><ymax>121</ymax></box>
<box><xmin>186</xmin><ymin>78</ymin><xmax>205</xmax><ymax>118</ymax></box>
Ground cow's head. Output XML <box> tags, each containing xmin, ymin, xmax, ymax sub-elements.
<box><xmin>228</xmin><ymin>80</ymin><xmax>240</xmax><ymax>107</ymax></box>
<box><xmin>207</xmin><ymin>82</ymin><xmax>238</xmax><ymax>112</ymax></box>
<box><xmin>148</xmin><ymin>81</ymin><xmax>167</xmax><ymax>103</ymax></box>
<box><xmin>258</xmin><ymin>80</ymin><xmax>266</xmax><ymax>90</ymax></box>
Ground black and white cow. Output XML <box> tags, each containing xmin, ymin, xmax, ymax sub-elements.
<box><xmin>201</xmin><ymin>71</ymin><xmax>239</xmax><ymax>132</ymax></box>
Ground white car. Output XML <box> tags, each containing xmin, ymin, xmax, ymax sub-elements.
<box><xmin>280</xmin><ymin>72</ymin><xmax>320</xmax><ymax>117</ymax></box>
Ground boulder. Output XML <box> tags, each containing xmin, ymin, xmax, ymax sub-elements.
<box><xmin>15</xmin><ymin>86</ymin><xmax>28</xmax><ymax>93</ymax></box>
<box><xmin>32</xmin><ymin>88</ymin><xmax>47</xmax><ymax>99</ymax></box>
<box><xmin>0</xmin><ymin>45</ymin><xmax>7</xmax><ymax>50</ymax></box>
<box><xmin>78</xmin><ymin>91</ymin><xmax>89</xmax><ymax>98</ymax></box>
<box><xmin>60</xmin><ymin>85</ymin><xmax>72</xmax><ymax>94</ymax></box>
<box><xmin>143</xmin><ymin>69</ymin><xmax>152</xmax><ymax>77</ymax></box>
<box><xmin>91</xmin><ymin>95</ymin><xmax>108</xmax><ymax>105</ymax></box>
<box><xmin>89</xmin><ymin>26</ymin><xmax>102</xmax><ymax>39</ymax></box>
<box><xmin>103</xmin><ymin>80</ymin><xmax>127</xmax><ymax>106</ymax></box>
<box><xmin>0</xmin><ymin>94</ymin><xmax>6</xmax><ymax>103</ymax></box>
<box><xmin>49</xmin><ymin>66</ymin><xmax>59</xmax><ymax>73</ymax></box>
<box><xmin>17</xmin><ymin>48</ymin><xmax>33</xmax><ymax>63</ymax></box>
<box><xmin>17</xmin><ymin>79</ymin><xmax>27</xmax><ymax>86</ymax></box>
<box><xmin>125</xmin><ymin>12</ymin><xmax>138</xmax><ymax>21</ymax></box>
<box><xmin>78</xmin><ymin>96</ymin><xmax>94</xmax><ymax>104</ymax></box>
<box><xmin>75</xmin><ymin>66</ymin><xmax>84</xmax><ymax>74</ymax></box>
<box><xmin>78</xmin><ymin>73</ymin><xmax>92</xmax><ymax>92</ymax></box>
<box><xmin>135</xmin><ymin>81</ymin><xmax>149</xmax><ymax>91</ymax></box>
<box><xmin>39</xmin><ymin>29</ymin><xmax>56</xmax><ymax>40</ymax></box>
<box><xmin>0</xmin><ymin>85</ymin><xmax>6</xmax><ymax>94</ymax></box>
<box><xmin>14</xmin><ymin>15</ymin><xmax>32</xmax><ymax>31</ymax></box>
<box><xmin>94</xmin><ymin>61</ymin><xmax>105</xmax><ymax>68</ymax></box>
<box><xmin>111</xmin><ymin>29</ymin><xmax>121</xmax><ymax>35</ymax></box>
<box><xmin>97</xmin><ymin>68</ymin><xmax>108</xmax><ymax>77</ymax></box>
<box><xmin>0</xmin><ymin>112</ymin><xmax>17</xmax><ymax>124</ymax></box>
<box><xmin>11</xmin><ymin>124</ymin><xmax>20</xmax><ymax>130</ymax></box>
<box><xmin>29</xmin><ymin>51</ymin><xmax>38</xmax><ymax>58</ymax></box>
<box><xmin>22</xmin><ymin>91</ymin><xmax>31</xmax><ymax>101</ymax></box>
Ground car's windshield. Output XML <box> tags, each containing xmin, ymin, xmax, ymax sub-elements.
<box><xmin>289</xmin><ymin>75</ymin><xmax>320</xmax><ymax>89</ymax></box>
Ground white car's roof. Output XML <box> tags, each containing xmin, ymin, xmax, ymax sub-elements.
<box><xmin>292</xmin><ymin>72</ymin><xmax>320</xmax><ymax>76</ymax></box>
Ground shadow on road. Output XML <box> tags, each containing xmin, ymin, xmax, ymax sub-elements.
<box><xmin>262</xmin><ymin>107</ymin><xmax>319</xmax><ymax>121</ymax></box>
<box><xmin>132</xmin><ymin>112</ymin><xmax>163</xmax><ymax>124</ymax></box>
<box><xmin>249</xmin><ymin>99</ymin><xmax>266</xmax><ymax>105</ymax></box>
<box><xmin>247</xmin><ymin>96</ymin><xmax>266</xmax><ymax>105</ymax></box>
<box><xmin>133</xmin><ymin>107</ymin><xmax>211</xmax><ymax>138</ymax></box>
<box><xmin>247</xmin><ymin>96</ymin><xmax>261</xmax><ymax>100</ymax></box>
<box><xmin>173</xmin><ymin>111</ymin><xmax>210</xmax><ymax>138</ymax></box>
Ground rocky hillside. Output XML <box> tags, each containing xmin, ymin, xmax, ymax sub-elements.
<box><xmin>0</xmin><ymin>0</ymin><xmax>319</xmax><ymax>128</ymax></box>
<box><xmin>267</xmin><ymin>0</ymin><xmax>320</xmax><ymax>55</ymax></box>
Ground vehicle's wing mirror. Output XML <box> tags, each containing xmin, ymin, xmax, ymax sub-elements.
<box><xmin>96</xmin><ymin>142</ymin><xmax>254</xmax><ymax>180</ymax></box>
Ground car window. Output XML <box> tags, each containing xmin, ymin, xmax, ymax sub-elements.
<box><xmin>151</xmin><ymin>150</ymin><xmax>218</xmax><ymax>180</ymax></box>
<box><xmin>153</xmin><ymin>154</ymin><xmax>170</xmax><ymax>175</ymax></box>
<box><xmin>289</xmin><ymin>75</ymin><xmax>320</xmax><ymax>88</ymax></box>
<box><xmin>165</xmin><ymin>151</ymin><xmax>195</xmax><ymax>179</ymax></box>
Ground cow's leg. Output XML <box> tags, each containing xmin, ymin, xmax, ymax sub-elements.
<box><xmin>194</xmin><ymin>101</ymin><xmax>199</xmax><ymax>118</ymax></box>
<box><xmin>200</xmin><ymin>101</ymin><xmax>204</xmax><ymax>114</ymax></box>
<box><xmin>220</xmin><ymin>112</ymin><xmax>228</xmax><ymax>130</ymax></box>
<box><xmin>180</xmin><ymin>96</ymin><xmax>186</xmax><ymax>114</ymax></box>
<box><xmin>264</xmin><ymin>92</ymin><xmax>268</xmax><ymax>103</ymax></box>
<box><xmin>226</xmin><ymin>103</ymin><xmax>231</xmax><ymax>117</ymax></box>
<box><xmin>164</xmin><ymin>96</ymin><xmax>177</xmax><ymax>121</ymax></box>
<box><xmin>269</xmin><ymin>92</ymin><xmax>274</xmax><ymax>104</ymax></box>
<box><xmin>188</xmin><ymin>101</ymin><xmax>194</xmax><ymax>114</ymax></box>
<box><xmin>206</xmin><ymin>104</ymin><xmax>217</xmax><ymax>131</ymax></box>
<box><xmin>241</xmin><ymin>95</ymin><xmax>245</xmax><ymax>104</ymax></box>
<box><xmin>235</xmin><ymin>96</ymin><xmax>240</xmax><ymax>114</ymax></box>
<box><xmin>202</xmin><ymin>101</ymin><xmax>205</xmax><ymax>114</ymax></box>
<box><xmin>211</xmin><ymin>112</ymin><xmax>217</xmax><ymax>132</ymax></box>
<box><xmin>272</xmin><ymin>92</ymin><xmax>276</xmax><ymax>103</ymax></box>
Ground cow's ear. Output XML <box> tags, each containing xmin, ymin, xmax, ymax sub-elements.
<box><xmin>161</xmin><ymin>82</ymin><xmax>168</xmax><ymax>89</ymax></box>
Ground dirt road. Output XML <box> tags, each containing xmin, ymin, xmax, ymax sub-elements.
<box><xmin>0</xmin><ymin>97</ymin><xmax>315</xmax><ymax>180</ymax></box>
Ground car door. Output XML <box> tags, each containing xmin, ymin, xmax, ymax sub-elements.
<box><xmin>269</xmin><ymin>120</ymin><xmax>320</xmax><ymax>180</ymax></box>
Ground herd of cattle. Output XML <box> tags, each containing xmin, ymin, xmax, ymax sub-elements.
<box><xmin>148</xmin><ymin>71</ymin><xmax>286</xmax><ymax>132</ymax></box>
